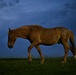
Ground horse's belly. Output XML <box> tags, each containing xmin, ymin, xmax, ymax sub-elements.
<box><xmin>41</xmin><ymin>36</ymin><xmax>59</xmax><ymax>45</ymax></box>
<box><xmin>42</xmin><ymin>40</ymin><xmax>58</xmax><ymax>45</ymax></box>
<box><xmin>40</xmin><ymin>33</ymin><xmax>60</xmax><ymax>45</ymax></box>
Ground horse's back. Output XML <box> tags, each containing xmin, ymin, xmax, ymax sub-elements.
<box><xmin>39</xmin><ymin>27</ymin><xmax>71</xmax><ymax>45</ymax></box>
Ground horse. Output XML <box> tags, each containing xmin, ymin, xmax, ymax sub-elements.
<box><xmin>8</xmin><ymin>25</ymin><xmax>76</xmax><ymax>64</ymax></box>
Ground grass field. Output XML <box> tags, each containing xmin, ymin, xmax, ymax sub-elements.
<box><xmin>0</xmin><ymin>57</ymin><xmax>76</xmax><ymax>75</ymax></box>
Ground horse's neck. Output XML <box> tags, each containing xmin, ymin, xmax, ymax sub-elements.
<box><xmin>15</xmin><ymin>27</ymin><xmax>30</xmax><ymax>39</ymax></box>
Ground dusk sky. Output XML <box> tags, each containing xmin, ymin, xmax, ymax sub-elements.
<box><xmin>0</xmin><ymin>0</ymin><xmax>76</xmax><ymax>58</ymax></box>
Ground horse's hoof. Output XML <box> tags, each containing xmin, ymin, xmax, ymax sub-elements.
<box><xmin>61</xmin><ymin>61</ymin><xmax>67</xmax><ymax>63</ymax></box>
<box><xmin>74</xmin><ymin>55</ymin><xmax>76</xmax><ymax>60</ymax></box>
<box><xmin>40</xmin><ymin>62</ymin><xmax>44</xmax><ymax>64</ymax></box>
<box><xmin>40</xmin><ymin>59</ymin><xmax>45</xmax><ymax>64</ymax></box>
<box><xmin>28</xmin><ymin>58</ymin><xmax>32</xmax><ymax>63</ymax></box>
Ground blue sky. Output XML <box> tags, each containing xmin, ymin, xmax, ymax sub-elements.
<box><xmin>0</xmin><ymin>0</ymin><xmax>76</xmax><ymax>58</ymax></box>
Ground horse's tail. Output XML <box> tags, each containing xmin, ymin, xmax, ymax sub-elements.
<box><xmin>69</xmin><ymin>31</ymin><xmax>76</xmax><ymax>59</ymax></box>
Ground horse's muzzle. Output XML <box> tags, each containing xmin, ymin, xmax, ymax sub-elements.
<box><xmin>8</xmin><ymin>45</ymin><xmax>13</xmax><ymax>48</ymax></box>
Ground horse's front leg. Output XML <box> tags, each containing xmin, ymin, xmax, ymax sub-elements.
<box><xmin>35</xmin><ymin>45</ymin><xmax>45</xmax><ymax>64</ymax></box>
<box><xmin>28</xmin><ymin>42</ymin><xmax>38</xmax><ymax>63</ymax></box>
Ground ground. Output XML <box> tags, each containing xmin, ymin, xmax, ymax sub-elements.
<box><xmin>0</xmin><ymin>57</ymin><xmax>76</xmax><ymax>75</ymax></box>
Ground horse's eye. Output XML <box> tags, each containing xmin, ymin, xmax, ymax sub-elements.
<box><xmin>9</xmin><ymin>35</ymin><xmax>12</xmax><ymax>38</ymax></box>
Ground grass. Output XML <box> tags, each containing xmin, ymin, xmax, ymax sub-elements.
<box><xmin>0</xmin><ymin>57</ymin><xmax>76</xmax><ymax>75</ymax></box>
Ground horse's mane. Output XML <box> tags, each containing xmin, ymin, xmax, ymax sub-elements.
<box><xmin>10</xmin><ymin>25</ymin><xmax>43</xmax><ymax>36</ymax></box>
<box><xmin>14</xmin><ymin>25</ymin><xmax>30</xmax><ymax>31</ymax></box>
<box><xmin>13</xmin><ymin>25</ymin><xmax>43</xmax><ymax>31</ymax></box>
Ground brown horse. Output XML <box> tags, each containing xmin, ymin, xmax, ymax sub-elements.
<box><xmin>8</xmin><ymin>25</ymin><xmax>76</xmax><ymax>64</ymax></box>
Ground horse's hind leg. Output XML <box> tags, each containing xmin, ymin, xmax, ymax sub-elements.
<box><xmin>35</xmin><ymin>45</ymin><xmax>45</xmax><ymax>64</ymax></box>
<box><xmin>62</xmin><ymin>41</ymin><xmax>69</xmax><ymax>63</ymax></box>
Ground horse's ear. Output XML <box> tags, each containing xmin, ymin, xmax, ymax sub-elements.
<box><xmin>9</xmin><ymin>28</ymin><xmax>11</xmax><ymax>31</ymax></box>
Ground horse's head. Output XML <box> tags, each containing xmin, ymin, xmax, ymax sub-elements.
<box><xmin>8</xmin><ymin>28</ymin><xmax>17</xmax><ymax>48</ymax></box>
